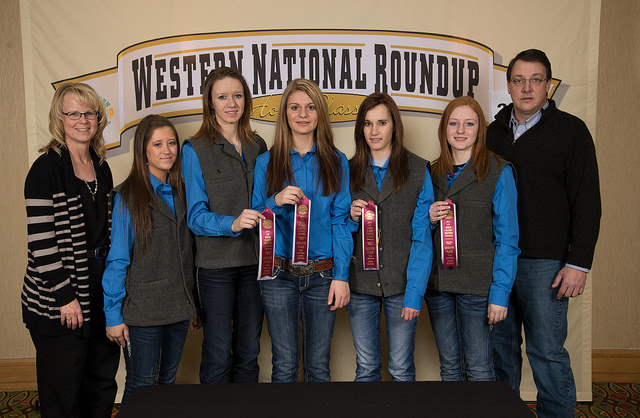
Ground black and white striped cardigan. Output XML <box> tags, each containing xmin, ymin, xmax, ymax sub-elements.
<box><xmin>21</xmin><ymin>146</ymin><xmax>112</xmax><ymax>336</ymax></box>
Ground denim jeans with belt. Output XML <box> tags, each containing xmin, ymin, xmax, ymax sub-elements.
<box><xmin>123</xmin><ymin>320</ymin><xmax>189</xmax><ymax>403</ymax></box>
<box><xmin>260</xmin><ymin>267</ymin><xmax>336</xmax><ymax>382</ymax></box>
<box><xmin>196</xmin><ymin>265</ymin><xmax>264</xmax><ymax>383</ymax></box>
<box><xmin>347</xmin><ymin>292</ymin><xmax>417</xmax><ymax>381</ymax></box>
<box><xmin>425</xmin><ymin>290</ymin><xmax>495</xmax><ymax>381</ymax></box>
<box><xmin>493</xmin><ymin>258</ymin><xmax>576</xmax><ymax>418</ymax></box>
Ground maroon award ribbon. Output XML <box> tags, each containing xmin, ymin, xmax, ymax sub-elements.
<box><xmin>292</xmin><ymin>197</ymin><xmax>310</xmax><ymax>265</ymax></box>
<box><xmin>258</xmin><ymin>208</ymin><xmax>276</xmax><ymax>280</ymax></box>
<box><xmin>440</xmin><ymin>199</ymin><xmax>458</xmax><ymax>268</ymax></box>
<box><xmin>362</xmin><ymin>201</ymin><xmax>379</xmax><ymax>270</ymax></box>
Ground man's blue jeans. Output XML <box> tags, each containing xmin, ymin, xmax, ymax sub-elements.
<box><xmin>493</xmin><ymin>258</ymin><xmax>576</xmax><ymax>418</ymax></box>
<box><xmin>425</xmin><ymin>290</ymin><xmax>495</xmax><ymax>381</ymax></box>
<box><xmin>123</xmin><ymin>320</ymin><xmax>189</xmax><ymax>403</ymax></box>
<box><xmin>260</xmin><ymin>268</ymin><xmax>336</xmax><ymax>382</ymax></box>
<box><xmin>347</xmin><ymin>292</ymin><xmax>417</xmax><ymax>381</ymax></box>
<box><xmin>196</xmin><ymin>265</ymin><xmax>263</xmax><ymax>383</ymax></box>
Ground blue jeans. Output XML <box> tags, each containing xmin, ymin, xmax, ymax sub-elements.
<box><xmin>196</xmin><ymin>265</ymin><xmax>263</xmax><ymax>383</ymax></box>
<box><xmin>122</xmin><ymin>320</ymin><xmax>189</xmax><ymax>404</ymax></box>
<box><xmin>493</xmin><ymin>258</ymin><xmax>576</xmax><ymax>418</ymax></box>
<box><xmin>347</xmin><ymin>292</ymin><xmax>417</xmax><ymax>381</ymax></box>
<box><xmin>425</xmin><ymin>290</ymin><xmax>495</xmax><ymax>381</ymax></box>
<box><xmin>260</xmin><ymin>268</ymin><xmax>336</xmax><ymax>382</ymax></box>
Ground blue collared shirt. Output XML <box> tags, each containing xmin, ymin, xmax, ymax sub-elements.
<box><xmin>370</xmin><ymin>157</ymin><xmax>389</xmax><ymax>191</ymax></box>
<box><xmin>348</xmin><ymin>157</ymin><xmax>434</xmax><ymax>310</ymax></box>
<box><xmin>251</xmin><ymin>145</ymin><xmax>353</xmax><ymax>282</ymax></box>
<box><xmin>102</xmin><ymin>173</ymin><xmax>176</xmax><ymax>326</ymax></box>
<box><xmin>447</xmin><ymin>162</ymin><xmax>521</xmax><ymax>307</ymax></box>
<box><xmin>510</xmin><ymin>101</ymin><xmax>549</xmax><ymax>142</ymax></box>
<box><xmin>180</xmin><ymin>142</ymin><xmax>239</xmax><ymax>237</ymax></box>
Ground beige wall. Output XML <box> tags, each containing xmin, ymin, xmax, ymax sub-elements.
<box><xmin>592</xmin><ymin>0</ymin><xmax>640</xmax><ymax>349</ymax></box>
<box><xmin>1</xmin><ymin>0</ymin><xmax>637</xmax><ymax>394</ymax></box>
<box><xmin>0</xmin><ymin>0</ymin><xmax>33</xmax><ymax>357</ymax></box>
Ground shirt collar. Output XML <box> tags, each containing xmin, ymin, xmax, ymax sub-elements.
<box><xmin>289</xmin><ymin>143</ymin><xmax>316</xmax><ymax>156</ymax></box>
<box><xmin>369</xmin><ymin>155</ymin><xmax>390</xmax><ymax>169</ymax></box>
<box><xmin>449</xmin><ymin>158</ymin><xmax>471</xmax><ymax>177</ymax></box>
<box><xmin>149</xmin><ymin>172</ymin><xmax>171</xmax><ymax>195</ymax></box>
<box><xmin>510</xmin><ymin>100</ymin><xmax>549</xmax><ymax>129</ymax></box>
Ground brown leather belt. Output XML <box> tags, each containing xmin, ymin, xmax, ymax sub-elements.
<box><xmin>274</xmin><ymin>257</ymin><xmax>334</xmax><ymax>277</ymax></box>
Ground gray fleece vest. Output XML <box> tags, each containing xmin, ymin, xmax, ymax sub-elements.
<box><xmin>429</xmin><ymin>157</ymin><xmax>505</xmax><ymax>295</ymax></box>
<box><xmin>186</xmin><ymin>135</ymin><xmax>266</xmax><ymax>269</ymax></box>
<box><xmin>119</xmin><ymin>188</ymin><xmax>196</xmax><ymax>326</ymax></box>
<box><xmin>349</xmin><ymin>152</ymin><xmax>429</xmax><ymax>297</ymax></box>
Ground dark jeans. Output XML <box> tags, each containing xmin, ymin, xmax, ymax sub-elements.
<box><xmin>260</xmin><ymin>269</ymin><xmax>336</xmax><ymax>382</ymax></box>
<box><xmin>493</xmin><ymin>258</ymin><xmax>576</xmax><ymax>418</ymax></box>
<box><xmin>122</xmin><ymin>320</ymin><xmax>190</xmax><ymax>403</ymax></box>
<box><xmin>425</xmin><ymin>290</ymin><xmax>495</xmax><ymax>382</ymax></box>
<box><xmin>196</xmin><ymin>265</ymin><xmax>263</xmax><ymax>383</ymax></box>
<box><xmin>347</xmin><ymin>292</ymin><xmax>417</xmax><ymax>381</ymax></box>
<box><xmin>30</xmin><ymin>329</ymin><xmax>120</xmax><ymax>418</ymax></box>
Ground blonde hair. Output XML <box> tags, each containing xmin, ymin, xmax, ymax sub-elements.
<box><xmin>40</xmin><ymin>82</ymin><xmax>108</xmax><ymax>161</ymax></box>
<box><xmin>265</xmin><ymin>79</ymin><xmax>342</xmax><ymax>196</ymax></box>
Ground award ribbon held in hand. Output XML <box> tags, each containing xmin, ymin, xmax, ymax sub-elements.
<box><xmin>258</xmin><ymin>208</ymin><xmax>276</xmax><ymax>280</ymax></box>
<box><xmin>292</xmin><ymin>197</ymin><xmax>310</xmax><ymax>265</ymax></box>
<box><xmin>362</xmin><ymin>201</ymin><xmax>379</xmax><ymax>270</ymax></box>
<box><xmin>440</xmin><ymin>199</ymin><xmax>458</xmax><ymax>268</ymax></box>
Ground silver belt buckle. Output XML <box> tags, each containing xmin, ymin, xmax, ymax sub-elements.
<box><xmin>288</xmin><ymin>261</ymin><xmax>315</xmax><ymax>277</ymax></box>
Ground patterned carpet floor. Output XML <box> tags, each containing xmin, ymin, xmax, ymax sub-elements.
<box><xmin>0</xmin><ymin>382</ymin><xmax>638</xmax><ymax>417</ymax></box>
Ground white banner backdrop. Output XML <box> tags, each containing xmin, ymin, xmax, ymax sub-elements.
<box><xmin>53</xmin><ymin>29</ymin><xmax>560</xmax><ymax>149</ymax></box>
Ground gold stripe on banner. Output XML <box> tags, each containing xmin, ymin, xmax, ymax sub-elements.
<box><xmin>392</xmin><ymin>93</ymin><xmax>452</xmax><ymax>103</ymax></box>
<box><xmin>155</xmin><ymin>45</ymin><xmax>244</xmax><ymax>58</ymax></box>
<box><xmin>272</xmin><ymin>43</ymin><xmax>366</xmax><ymax>47</ymax></box>
<box><xmin>52</xmin><ymin>67</ymin><xmax>117</xmax><ymax>88</ymax></box>
<box><xmin>391</xmin><ymin>45</ymin><xmax>479</xmax><ymax>61</ymax></box>
<box><xmin>152</xmin><ymin>96</ymin><xmax>201</xmax><ymax>107</ymax></box>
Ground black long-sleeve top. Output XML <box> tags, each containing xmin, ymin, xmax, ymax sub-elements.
<box><xmin>487</xmin><ymin>100</ymin><xmax>601</xmax><ymax>269</ymax></box>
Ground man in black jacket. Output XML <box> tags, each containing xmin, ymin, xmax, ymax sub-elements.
<box><xmin>487</xmin><ymin>49</ymin><xmax>601</xmax><ymax>418</ymax></box>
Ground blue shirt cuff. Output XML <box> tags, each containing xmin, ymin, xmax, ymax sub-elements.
<box><xmin>402</xmin><ymin>292</ymin><xmax>424</xmax><ymax>311</ymax></box>
<box><xmin>219</xmin><ymin>215</ymin><xmax>241</xmax><ymax>237</ymax></box>
<box><xmin>347</xmin><ymin>217</ymin><xmax>360</xmax><ymax>233</ymax></box>
<box><xmin>488</xmin><ymin>285</ymin><xmax>510</xmax><ymax>308</ymax></box>
<box><xmin>104</xmin><ymin>310</ymin><xmax>124</xmax><ymax>327</ymax></box>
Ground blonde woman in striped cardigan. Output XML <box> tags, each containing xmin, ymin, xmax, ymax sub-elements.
<box><xmin>22</xmin><ymin>83</ymin><xmax>120</xmax><ymax>418</ymax></box>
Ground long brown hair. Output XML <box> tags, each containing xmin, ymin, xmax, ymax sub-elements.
<box><xmin>350</xmin><ymin>92</ymin><xmax>409</xmax><ymax>193</ymax></box>
<box><xmin>41</xmin><ymin>82</ymin><xmax>108</xmax><ymax>161</ymax></box>
<box><xmin>118</xmin><ymin>115</ymin><xmax>186</xmax><ymax>252</ymax></box>
<box><xmin>265</xmin><ymin>79</ymin><xmax>342</xmax><ymax>196</ymax></box>
<box><xmin>431</xmin><ymin>96</ymin><xmax>496</xmax><ymax>181</ymax></box>
<box><xmin>192</xmin><ymin>66</ymin><xmax>256</xmax><ymax>143</ymax></box>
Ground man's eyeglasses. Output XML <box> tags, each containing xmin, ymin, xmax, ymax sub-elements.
<box><xmin>509</xmin><ymin>77</ymin><xmax>548</xmax><ymax>87</ymax></box>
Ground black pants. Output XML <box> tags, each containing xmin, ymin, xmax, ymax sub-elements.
<box><xmin>30</xmin><ymin>329</ymin><xmax>120</xmax><ymax>418</ymax></box>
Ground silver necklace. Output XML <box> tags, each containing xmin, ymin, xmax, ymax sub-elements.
<box><xmin>82</xmin><ymin>166</ymin><xmax>98</xmax><ymax>202</ymax></box>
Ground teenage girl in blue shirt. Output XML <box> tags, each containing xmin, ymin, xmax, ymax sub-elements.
<box><xmin>181</xmin><ymin>67</ymin><xmax>267</xmax><ymax>383</ymax></box>
<box><xmin>252</xmin><ymin>79</ymin><xmax>352</xmax><ymax>382</ymax></box>
<box><xmin>347</xmin><ymin>93</ymin><xmax>434</xmax><ymax>381</ymax></box>
<box><xmin>103</xmin><ymin>115</ymin><xmax>198</xmax><ymax>403</ymax></box>
<box><xmin>426</xmin><ymin>96</ymin><xmax>520</xmax><ymax>381</ymax></box>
